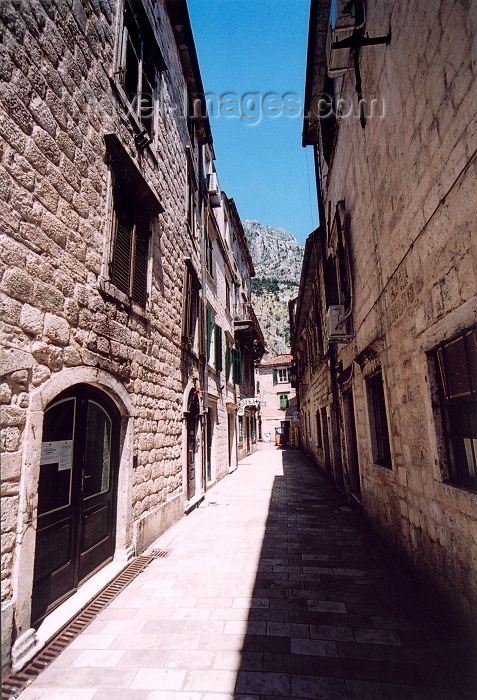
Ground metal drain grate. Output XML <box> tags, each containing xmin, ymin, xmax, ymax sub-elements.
<box><xmin>148</xmin><ymin>549</ymin><xmax>171</xmax><ymax>559</ymax></box>
<box><xmin>2</xmin><ymin>553</ymin><xmax>161</xmax><ymax>699</ymax></box>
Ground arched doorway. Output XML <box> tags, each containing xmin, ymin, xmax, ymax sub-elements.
<box><xmin>31</xmin><ymin>384</ymin><xmax>120</xmax><ymax>627</ymax></box>
<box><xmin>186</xmin><ymin>389</ymin><xmax>200</xmax><ymax>500</ymax></box>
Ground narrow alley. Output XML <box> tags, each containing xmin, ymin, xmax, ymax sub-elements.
<box><xmin>12</xmin><ymin>447</ymin><xmax>475</xmax><ymax>700</ymax></box>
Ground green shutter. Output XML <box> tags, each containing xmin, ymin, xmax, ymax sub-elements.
<box><xmin>225</xmin><ymin>337</ymin><xmax>231</xmax><ymax>380</ymax></box>
<box><xmin>280</xmin><ymin>394</ymin><xmax>289</xmax><ymax>409</ymax></box>
<box><xmin>232</xmin><ymin>348</ymin><xmax>242</xmax><ymax>385</ymax></box>
<box><xmin>287</xmin><ymin>368</ymin><xmax>291</xmax><ymax>383</ymax></box>
<box><xmin>256</xmin><ymin>380</ymin><xmax>260</xmax><ymax>393</ymax></box>
<box><xmin>214</xmin><ymin>324</ymin><xmax>223</xmax><ymax>370</ymax></box>
<box><xmin>206</xmin><ymin>304</ymin><xmax>212</xmax><ymax>360</ymax></box>
<box><xmin>272</xmin><ymin>368</ymin><xmax>278</xmax><ymax>385</ymax></box>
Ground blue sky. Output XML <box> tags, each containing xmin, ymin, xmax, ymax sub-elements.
<box><xmin>187</xmin><ymin>0</ymin><xmax>317</xmax><ymax>245</ymax></box>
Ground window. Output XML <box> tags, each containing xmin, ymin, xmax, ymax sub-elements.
<box><xmin>225</xmin><ymin>337</ymin><xmax>232</xmax><ymax>382</ymax></box>
<box><xmin>118</xmin><ymin>1</ymin><xmax>165</xmax><ymax>140</ymax></box>
<box><xmin>182</xmin><ymin>260</ymin><xmax>200</xmax><ymax>352</ymax></box>
<box><xmin>110</xmin><ymin>174</ymin><xmax>150</xmax><ymax>307</ymax></box>
<box><xmin>206</xmin><ymin>304</ymin><xmax>214</xmax><ymax>361</ymax></box>
<box><xmin>434</xmin><ymin>327</ymin><xmax>477</xmax><ymax>490</ymax></box>
<box><xmin>256</xmin><ymin>380</ymin><xmax>260</xmax><ymax>393</ymax></box>
<box><xmin>324</xmin><ymin>254</ymin><xmax>339</xmax><ymax>306</ymax></box>
<box><xmin>366</xmin><ymin>370</ymin><xmax>392</xmax><ymax>468</ymax></box>
<box><xmin>273</xmin><ymin>367</ymin><xmax>290</xmax><ymax>385</ymax></box>
<box><xmin>214</xmin><ymin>324</ymin><xmax>223</xmax><ymax>371</ymax></box>
<box><xmin>206</xmin><ymin>233</ymin><xmax>214</xmax><ymax>278</ymax></box>
<box><xmin>232</xmin><ymin>348</ymin><xmax>242</xmax><ymax>385</ymax></box>
<box><xmin>226</xmin><ymin>280</ymin><xmax>231</xmax><ymax>313</ymax></box>
<box><xmin>238</xmin><ymin>415</ymin><xmax>244</xmax><ymax>444</ymax></box>
<box><xmin>316</xmin><ymin>410</ymin><xmax>323</xmax><ymax>448</ymax></box>
<box><xmin>279</xmin><ymin>393</ymin><xmax>289</xmax><ymax>409</ymax></box>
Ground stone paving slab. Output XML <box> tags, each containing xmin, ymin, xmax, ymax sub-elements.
<box><xmin>17</xmin><ymin>447</ymin><xmax>476</xmax><ymax>699</ymax></box>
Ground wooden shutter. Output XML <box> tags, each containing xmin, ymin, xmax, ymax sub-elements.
<box><xmin>132</xmin><ymin>219</ymin><xmax>149</xmax><ymax>306</ymax></box>
<box><xmin>437</xmin><ymin>329</ymin><xmax>477</xmax><ymax>400</ymax></box>
<box><xmin>225</xmin><ymin>337</ymin><xmax>231</xmax><ymax>380</ymax></box>
<box><xmin>232</xmin><ymin>348</ymin><xmax>242</xmax><ymax>385</ymax></box>
<box><xmin>214</xmin><ymin>324</ymin><xmax>223</xmax><ymax>371</ymax></box>
<box><xmin>272</xmin><ymin>368</ymin><xmax>278</xmax><ymax>385</ymax></box>
<box><xmin>111</xmin><ymin>216</ymin><xmax>133</xmax><ymax>297</ymax></box>
<box><xmin>206</xmin><ymin>305</ymin><xmax>212</xmax><ymax>360</ymax></box>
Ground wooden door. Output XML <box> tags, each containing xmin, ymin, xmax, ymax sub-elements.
<box><xmin>31</xmin><ymin>385</ymin><xmax>119</xmax><ymax>627</ymax></box>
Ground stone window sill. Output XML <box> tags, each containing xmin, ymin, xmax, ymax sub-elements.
<box><xmin>98</xmin><ymin>277</ymin><xmax>149</xmax><ymax>321</ymax></box>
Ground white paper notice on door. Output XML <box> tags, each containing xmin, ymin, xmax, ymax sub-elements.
<box><xmin>40</xmin><ymin>440</ymin><xmax>73</xmax><ymax>471</ymax></box>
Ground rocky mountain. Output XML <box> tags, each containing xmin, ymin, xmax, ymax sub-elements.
<box><xmin>243</xmin><ymin>220</ymin><xmax>304</xmax><ymax>355</ymax></box>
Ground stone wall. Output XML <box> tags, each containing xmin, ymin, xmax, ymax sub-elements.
<box><xmin>298</xmin><ymin>0</ymin><xmax>477</xmax><ymax>631</ymax></box>
<box><xmin>0</xmin><ymin>0</ymin><xmax>201</xmax><ymax>673</ymax></box>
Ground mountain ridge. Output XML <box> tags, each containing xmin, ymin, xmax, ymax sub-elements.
<box><xmin>243</xmin><ymin>220</ymin><xmax>304</xmax><ymax>355</ymax></box>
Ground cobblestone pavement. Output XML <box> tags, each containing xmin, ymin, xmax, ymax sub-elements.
<box><xmin>17</xmin><ymin>446</ymin><xmax>476</xmax><ymax>699</ymax></box>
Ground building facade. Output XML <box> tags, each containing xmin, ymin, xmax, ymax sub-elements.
<box><xmin>0</xmin><ymin>0</ymin><xmax>261</xmax><ymax>674</ymax></box>
<box><xmin>257</xmin><ymin>353</ymin><xmax>298</xmax><ymax>444</ymax></box>
<box><xmin>229</xmin><ymin>201</ymin><xmax>265</xmax><ymax>461</ymax></box>
<box><xmin>291</xmin><ymin>0</ymin><xmax>477</xmax><ymax>632</ymax></box>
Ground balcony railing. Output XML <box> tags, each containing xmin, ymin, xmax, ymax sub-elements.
<box><xmin>234</xmin><ymin>302</ymin><xmax>265</xmax><ymax>358</ymax></box>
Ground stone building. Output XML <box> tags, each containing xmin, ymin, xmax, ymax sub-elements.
<box><xmin>256</xmin><ymin>353</ymin><xmax>298</xmax><ymax>443</ymax></box>
<box><xmin>201</xmin><ymin>162</ymin><xmax>264</xmax><ymax>489</ymax></box>
<box><xmin>290</xmin><ymin>0</ymin><xmax>477</xmax><ymax>632</ymax></box>
<box><xmin>0</xmin><ymin>0</ymin><xmax>260</xmax><ymax>674</ymax></box>
<box><xmin>229</xmin><ymin>201</ymin><xmax>265</xmax><ymax>461</ymax></box>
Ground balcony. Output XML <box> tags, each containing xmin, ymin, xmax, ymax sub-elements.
<box><xmin>234</xmin><ymin>302</ymin><xmax>266</xmax><ymax>361</ymax></box>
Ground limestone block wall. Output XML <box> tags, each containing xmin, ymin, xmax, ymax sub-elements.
<box><xmin>0</xmin><ymin>0</ymin><xmax>200</xmax><ymax>672</ymax></box>
<box><xmin>319</xmin><ymin>0</ymin><xmax>477</xmax><ymax>627</ymax></box>
<box><xmin>205</xmin><ymin>227</ymin><xmax>234</xmax><ymax>483</ymax></box>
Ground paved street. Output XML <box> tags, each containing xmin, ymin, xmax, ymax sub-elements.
<box><xmin>17</xmin><ymin>446</ymin><xmax>475</xmax><ymax>700</ymax></box>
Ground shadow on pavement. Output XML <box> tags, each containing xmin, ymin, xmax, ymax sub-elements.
<box><xmin>232</xmin><ymin>448</ymin><xmax>476</xmax><ymax>699</ymax></box>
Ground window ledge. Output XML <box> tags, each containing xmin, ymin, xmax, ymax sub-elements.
<box><xmin>206</xmin><ymin>270</ymin><xmax>216</xmax><ymax>287</ymax></box>
<box><xmin>98</xmin><ymin>277</ymin><xmax>149</xmax><ymax>321</ymax></box>
<box><xmin>441</xmin><ymin>480</ymin><xmax>477</xmax><ymax>496</ymax></box>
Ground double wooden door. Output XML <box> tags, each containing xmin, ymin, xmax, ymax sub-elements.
<box><xmin>31</xmin><ymin>385</ymin><xmax>120</xmax><ymax>627</ymax></box>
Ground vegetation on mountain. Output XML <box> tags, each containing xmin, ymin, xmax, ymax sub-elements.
<box><xmin>243</xmin><ymin>220</ymin><xmax>304</xmax><ymax>355</ymax></box>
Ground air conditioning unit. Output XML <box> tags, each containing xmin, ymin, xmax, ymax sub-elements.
<box><xmin>207</xmin><ymin>173</ymin><xmax>221</xmax><ymax>207</ymax></box>
<box><xmin>326</xmin><ymin>304</ymin><xmax>353</xmax><ymax>342</ymax></box>
<box><xmin>326</xmin><ymin>4</ymin><xmax>366</xmax><ymax>78</ymax></box>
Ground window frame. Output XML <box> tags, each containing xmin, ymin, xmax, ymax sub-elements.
<box><xmin>432</xmin><ymin>326</ymin><xmax>477</xmax><ymax>491</ymax></box>
<box><xmin>115</xmin><ymin>0</ymin><xmax>165</xmax><ymax>144</ymax></box>
<box><xmin>182</xmin><ymin>260</ymin><xmax>201</xmax><ymax>354</ymax></box>
<box><xmin>110</xmin><ymin>173</ymin><xmax>151</xmax><ymax>308</ymax></box>
<box><xmin>366</xmin><ymin>369</ymin><xmax>392</xmax><ymax>469</ymax></box>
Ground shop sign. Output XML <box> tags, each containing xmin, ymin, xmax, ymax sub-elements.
<box><xmin>237</xmin><ymin>397</ymin><xmax>261</xmax><ymax>416</ymax></box>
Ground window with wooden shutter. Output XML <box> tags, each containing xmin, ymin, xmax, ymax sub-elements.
<box><xmin>279</xmin><ymin>393</ymin><xmax>289</xmax><ymax>409</ymax></box>
<box><xmin>111</xmin><ymin>182</ymin><xmax>150</xmax><ymax>307</ymax></box>
<box><xmin>232</xmin><ymin>348</ymin><xmax>242</xmax><ymax>385</ymax></box>
<box><xmin>434</xmin><ymin>326</ymin><xmax>477</xmax><ymax>490</ymax></box>
<box><xmin>206</xmin><ymin>305</ymin><xmax>213</xmax><ymax>361</ymax></box>
<box><xmin>272</xmin><ymin>368</ymin><xmax>278</xmax><ymax>385</ymax></box>
<box><xmin>225</xmin><ymin>337</ymin><xmax>232</xmax><ymax>381</ymax></box>
<box><xmin>214</xmin><ymin>324</ymin><xmax>223</xmax><ymax>371</ymax></box>
<box><xmin>119</xmin><ymin>0</ymin><xmax>166</xmax><ymax>140</ymax></box>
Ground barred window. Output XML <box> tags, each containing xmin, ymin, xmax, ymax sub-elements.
<box><xmin>434</xmin><ymin>327</ymin><xmax>477</xmax><ymax>490</ymax></box>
